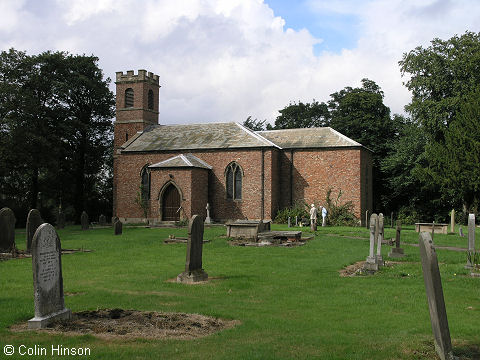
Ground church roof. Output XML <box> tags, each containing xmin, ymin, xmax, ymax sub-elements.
<box><xmin>122</xmin><ymin>122</ymin><xmax>279</xmax><ymax>152</ymax></box>
<box><xmin>149</xmin><ymin>154</ymin><xmax>212</xmax><ymax>169</ymax></box>
<box><xmin>257</xmin><ymin>127</ymin><xmax>364</xmax><ymax>149</ymax></box>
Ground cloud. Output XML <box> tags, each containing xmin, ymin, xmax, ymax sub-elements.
<box><xmin>0</xmin><ymin>0</ymin><xmax>479</xmax><ymax>125</ymax></box>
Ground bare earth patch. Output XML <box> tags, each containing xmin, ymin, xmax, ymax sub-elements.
<box><xmin>339</xmin><ymin>260</ymin><xmax>411</xmax><ymax>277</ymax></box>
<box><xmin>11</xmin><ymin>309</ymin><xmax>239</xmax><ymax>340</ymax></box>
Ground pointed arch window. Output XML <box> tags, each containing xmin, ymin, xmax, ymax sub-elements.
<box><xmin>225</xmin><ymin>162</ymin><xmax>242</xmax><ymax>200</ymax></box>
<box><xmin>125</xmin><ymin>88</ymin><xmax>134</xmax><ymax>108</ymax></box>
<box><xmin>140</xmin><ymin>165</ymin><xmax>151</xmax><ymax>201</ymax></box>
<box><xmin>148</xmin><ymin>89</ymin><xmax>154</xmax><ymax>110</ymax></box>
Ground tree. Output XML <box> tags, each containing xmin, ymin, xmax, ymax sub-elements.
<box><xmin>327</xmin><ymin>78</ymin><xmax>400</xmax><ymax>210</ymax></box>
<box><xmin>0</xmin><ymin>49</ymin><xmax>114</xmax><ymax>224</ymax></box>
<box><xmin>400</xmin><ymin>31</ymin><xmax>480</xmax><ymax>214</ymax></box>
<box><xmin>243</xmin><ymin>116</ymin><xmax>267</xmax><ymax>131</ymax></box>
<box><xmin>270</xmin><ymin>100</ymin><xmax>329</xmax><ymax>129</ymax></box>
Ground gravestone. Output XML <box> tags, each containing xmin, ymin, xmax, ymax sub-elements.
<box><xmin>114</xmin><ymin>219</ymin><xmax>122</xmax><ymax>235</ymax></box>
<box><xmin>288</xmin><ymin>217</ymin><xmax>291</xmax><ymax>228</ymax></box>
<box><xmin>80</xmin><ymin>211</ymin><xmax>89</xmax><ymax>230</ymax></box>
<box><xmin>310</xmin><ymin>204</ymin><xmax>317</xmax><ymax>231</ymax></box>
<box><xmin>418</xmin><ymin>232</ymin><xmax>456</xmax><ymax>360</ymax></box>
<box><xmin>450</xmin><ymin>209</ymin><xmax>455</xmax><ymax>233</ymax></box>
<box><xmin>365</xmin><ymin>210</ymin><xmax>369</xmax><ymax>229</ymax></box>
<box><xmin>466</xmin><ymin>213</ymin><xmax>475</xmax><ymax>269</ymax></box>
<box><xmin>388</xmin><ymin>220</ymin><xmax>405</xmax><ymax>258</ymax></box>
<box><xmin>177</xmin><ymin>215</ymin><xmax>208</xmax><ymax>283</ymax></box>
<box><xmin>28</xmin><ymin>223</ymin><xmax>71</xmax><ymax>329</ymax></box>
<box><xmin>364</xmin><ymin>213</ymin><xmax>378</xmax><ymax>272</ymax></box>
<box><xmin>205</xmin><ymin>203</ymin><xmax>211</xmax><ymax>224</ymax></box>
<box><xmin>56</xmin><ymin>210</ymin><xmax>66</xmax><ymax>229</ymax></box>
<box><xmin>0</xmin><ymin>207</ymin><xmax>16</xmax><ymax>251</ymax></box>
<box><xmin>99</xmin><ymin>214</ymin><xmax>107</xmax><ymax>226</ymax></box>
<box><xmin>459</xmin><ymin>226</ymin><xmax>464</xmax><ymax>237</ymax></box>
<box><xmin>295</xmin><ymin>216</ymin><xmax>298</xmax><ymax>226</ymax></box>
<box><xmin>26</xmin><ymin>209</ymin><xmax>43</xmax><ymax>253</ymax></box>
<box><xmin>376</xmin><ymin>213</ymin><xmax>384</xmax><ymax>266</ymax></box>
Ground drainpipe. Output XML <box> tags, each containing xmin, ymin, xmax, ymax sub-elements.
<box><xmin>290</xmin><ymin>150</ymin><xmax>294</xmax><ymax>207</ymax></box>
<box><xmin>261</xmin><ymin>149</ymin><xmax>265</xmax><ymax>220</ymax></box>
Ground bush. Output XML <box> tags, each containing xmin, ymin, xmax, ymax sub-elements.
<box><xmin>274</xmin><ymin>201</ymin><xmax>309</xmax><ymax>224</ymax></box>
<box><xmin>324</xmin><ymin>189</ymin><xmax>358</xmax><ymax>226</ymax></box>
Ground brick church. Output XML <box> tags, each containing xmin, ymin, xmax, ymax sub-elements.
<box><xmin>113</xmin><ymin>70</ymin><xmax>373</xmax><ymax>225</ymax></box>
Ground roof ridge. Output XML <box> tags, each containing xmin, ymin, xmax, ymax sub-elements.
<box><xmin>235</xmin><ymin>123</ymin><xmax>282</xmax><ymax>149</ymax></box>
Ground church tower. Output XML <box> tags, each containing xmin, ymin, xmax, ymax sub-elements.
<box><xmin>114</xmin><ymin>69</ymin><xmax>160</xmax><ymax>152</ymax></box>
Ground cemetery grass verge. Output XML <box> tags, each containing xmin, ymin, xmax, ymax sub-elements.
<box><xmin>0</xmin><ymin>224</ymin><xmax>479</xmax><ymax>359</ymax></box>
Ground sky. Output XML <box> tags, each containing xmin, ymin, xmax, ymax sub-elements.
<box><xmin>1</xmin><ymin>0</ymin><xmax>479</xmax><ymax>126</ymax></box>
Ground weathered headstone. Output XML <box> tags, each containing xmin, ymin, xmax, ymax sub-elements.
<box><xmin>388</xmin><ymin>220</ymin><xmax>405</xmax><ymax>258</ymax></box>
<box><xmin>459</xmin><ymin>226</ymin><xmax>464</xmax><ymax>237</ymax></box>
<box><xmin>364</xmin><ymin>213</ymin><xmax>378</xmax><ymax>272</ymax></box>
<box><xmin>450</xmin><ymin>209</ymin><xmax>455</xmax><ymax>233</ymax></box>
<box><xmin>114</xmin><ymin>219</ymin><xmax>122</xmax><ymax>235</ymax></box>
<box><xmin>80</xmin><ymin>211</ymin><xmax>89</xmax><ymax>230</ymax></box>
<box><xmin>0</xmin><ymin>207</ymin><xmax>16</xmax><ymax>252</ymax></box>
<box><xmin>288</xmin><ymin>216</ymin><xmax>291</xmax><ymax>228</ymax></box>
<box><xmin>26</xmin><ymin>209</ymin><xmax>43</xmax><ymax>253</ymax></box>
<box><xmin>205</xmin><ymin>203</ymin><xmax>211</xmax><ymax>224</ymax></box>
<box><xmin>177</xmin><ymin>215</ymin><xmax>208</xmax><ymax>283</ymax></box>
<box><xmin>376</xmin><ymin>213</ymin><xmax>384</xmax><ymax>266</ymax></box>
<box><xmin>28</xmin><ymin>223</ymin><xmax>71</xmax><ymax>329</ymax></box>
<box><xmin>99</xmin><ymin>214</ymin><xmax>107</xmax><ymax>226</ymax></box>
<box><xmin>56</xmin><ymin>210</ymin><xmax>66</xmax><ymax>229</ymax></box>
<box><xmin>295</xmin><ymin>216</ymin><xmax>298</xmax><ymax>226</ymax></box>
<box><xmin>466</xmin><ymin>213</ymin><xmax>475</xmax><ymax>269</ymax></box>
<box><xmin>418</xmin><ymin>232</ymin><xmax>455</xmax><ymax>360</ymax></box>
<box><xmin>310</xmin><ymin>204</ymin><xmax>317</xmax><ymax>231</ymax></box>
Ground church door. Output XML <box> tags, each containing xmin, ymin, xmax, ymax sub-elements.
<box><xmin>162</xmin><ymin>184</ymin><xmax>180</xmax><ymax>221</ymax></box>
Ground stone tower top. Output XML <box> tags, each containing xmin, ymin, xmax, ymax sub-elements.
<box><xmin>115</xmin><ymin>69</ymin><xmax>160</xmax><ymax>86</ymax></box>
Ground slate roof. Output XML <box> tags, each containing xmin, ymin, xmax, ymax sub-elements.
<box><xmin>148</xmin><ymin>154</ymin><xmax>212</xmax><ymax>169</ymax></box>
<box><xmin>122</xmin><ymin>122</ymin><xmax>279</xmax><ymax>152</ymax></box>
<box><xmin>257</xmin><ymin>127</ymin><xmax>364</xmax><ymax>149</ymax></box>
<box><xmin>121</xmin><ymin>123</ymin><xmax>366</xmax><ymax>152</ymax></box>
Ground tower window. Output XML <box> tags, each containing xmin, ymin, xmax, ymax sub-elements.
<box><xmin>225</xmin><ymin>162</ymin><xmax>243</xmax><ymax>200</ymax></box>
<box><xmin>125</xmin><ymin>88</ymin><xmax>134</xmax><ymax>108</ymax></box>
<box><xmin>148</xmin><ymin>89</ymin><xmax>154</xmax><ymax>110</ymax></box>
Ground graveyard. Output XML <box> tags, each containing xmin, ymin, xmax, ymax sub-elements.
<box><xmin>1</xmin><ymin>221</ymin><xmax>479</xmax><ymax>359</ymax></box>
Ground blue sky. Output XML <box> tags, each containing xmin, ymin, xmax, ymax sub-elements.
<box><xmin>0</xmin><ymin>0</ymin><xmax>479</xmax><ymax>125</ymax></box>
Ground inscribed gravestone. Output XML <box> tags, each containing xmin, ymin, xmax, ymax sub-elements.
<box><xmin>26</xmin><ymin>209</ymin><xmax>43</xmax><ymax>253</ymax></box>
<box><xmin>419</xmin><ymin>232</ymin><xmax>456</xmax><ymax>360</ymax></box>
<box><xmin>81</xmin><ymin>211</ymin><xmax>89</xmax><ymax>230</ymax></box>
<box><xmin>364</xmin><ymin>213</ymin><xmax>378</xmax><ymax>272</ymax></box>
<box><xmin>99</xmin><ymin>214</ymin><xmax>107</xmax><ymax>226</ymax></box>
<box><xmin>0</xmin><ymin>207</ymin><xmax>16</xmax><ymax>251</ymax></box>
<box><xmin>466</xmin><ymin>213</ymin><xmax>475</xmax><ymax>269</ymax></box>
<box><xmin>114</xmin><ymin>219</ymin><xmax>122</xmax><ymax>235</ymax></box>
<box><xmin>177</xmin><ymin>215</ymin><xmax>208</xmax><ymax>283</ymax></box>
<box><xmin>205</xmin><ymin>203</ymin><xmax>211</xmax><ymax>224</ymax></box>
<box><xmin>376</xmin><ymin>213</ymin><xmax>384</xmax><ymax>266</ymax></box>
<box><xmin>28</xmin><ymin>223</ymin><xmax>71</xmax><ymax>329</ymax></box>
<box><xmin>388</xmin><ymin>220</ymin><xmax>405</xmax><ymax>258</ymax></box>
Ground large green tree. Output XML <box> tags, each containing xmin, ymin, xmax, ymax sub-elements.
<box><xmin>0</xmin><ymin>49</ymin><xmax>114</xmax><ymax>224</ymax></box>
<box><xmin>399</xmin><ymin>31</ymin><xmax>480</xmax><ymax>213</ymax></box>
<box><xmin>270</xmin><ymin>100</ymin><xmax>329</xmax><ymax>129</ymax></box>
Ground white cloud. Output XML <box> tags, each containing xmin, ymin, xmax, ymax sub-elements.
<box><xmin>0</xmin><ymin>0</ymin><xmax>479</xmax><ymax>125</ymax></box>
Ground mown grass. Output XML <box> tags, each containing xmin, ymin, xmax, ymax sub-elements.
<box><xmin>0</xmin><ymin>223</ymin><xmax>479</xmax><ymax>359</ymax></box>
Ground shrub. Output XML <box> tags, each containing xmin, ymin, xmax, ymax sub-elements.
<box><xmin>274</xmin><ymin>201</ymin><xmax>309</xmax><ymax>224</ymax></box>
<box><xmin>324</xmin><ymin>189</ymin><xmax>358</xmax><ymax>226</ymax></box>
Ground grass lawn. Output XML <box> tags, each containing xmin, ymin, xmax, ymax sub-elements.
<box><xmin>1</xmin><ymin>223</ymin><xmax>479</xmax><ymax>359</ymax></box>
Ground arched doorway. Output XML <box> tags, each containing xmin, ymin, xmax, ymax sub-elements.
<box><xmin>162</xmin><ymin>183</ymin><xmax>180</xmax><ymax>221</ymax></box>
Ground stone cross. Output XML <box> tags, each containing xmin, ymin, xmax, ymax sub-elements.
<box><xmin>80</xmin><ymin>211</ymin><xmax>89</xmax><ymax>230</ymax></box>
<box><xmin>205</xmin><ymin>203</ymin><xmax>211</xmax><ymax>224</ymax></box>
<box><xmin>26</xmin><ymin>209</ymin><xmax>43</xmax><ymax>253</ymax></box>
<box><xmin>418</xmin><ymin>232</ymin><xmax>455</xmax><ymax>360</ymax></box>
<box><xmin>28</xmin><ymin>223</ymin><xmax>71</xmax><ymax>329</ymax></box>
<box><xmin>114</xmin><ymin>219</ymin><xmax>122</xmax><ymax>235</ymax></box>
<box><xmin>0</xmin><ymin>207</ymin><xmax>16</xmax><ymax>252</ymax></box>
<box><xmin>177</xmin><ymin>215</ymin><xmax>208</xmax><ymax>283</ymax></box>
<box><xmin>376</xmin><ymin>213</ymin><xmax>384</xmax><ymax>266</ymax></box>
<box><xmin>466</xmin><ymin>213</ymin><xmax>476</xmax><ymax>269</ymax></box>
<box><xmin>388</xmin><ymin>220</ymin><xmax>405</xmax><ymax>258</ymax></box>
<box><xmin>450</xmin><ymin>209</ymin><xmax>455</xmax><ymax>233</ymax></box>
<box><xmin>99</xmin><ymin>214</ymin><xmax>106</xmax><ymax>226</ymax></box>
<box><xmin>364</xmin><ymin>213</ymin><xmax>378</xmax><ymax>272</ymax></box>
